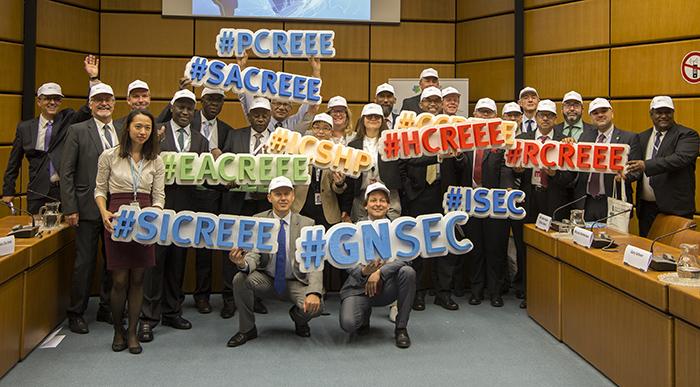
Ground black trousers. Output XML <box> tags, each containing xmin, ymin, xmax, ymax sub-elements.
<box><xmin>584</xmin><ymin>194</ymin><xmax>607</xmax><ymax>222</ymax></box>
<box><xmin>637</xmin><ymin>200</ymin><xmax>660</xmax><ymax>238</ymax></box>
<box><xmin>193</xmin><ymin>189</ymin><xmax>222</xmax><ymax>301</ymax></box>
<box><xmin>67</xmin><ymin>218</ymin><xmax>111</xmax><ymax>317</ymax></box>
<box><xmin>141</xmin><ymin>243</ymin><xmax>188</xmax><ymax>325</ymax></box>
<box><xmin>510</xmin><ymin>219</ymin><xmax>526</xmax><ymax>294</ymax></box>
<box><xmin>464</xmin><ymin>216</ymin><xmax>509</xmax><ymax>298</ymax></box>
<box><xmin>27</xmin><ymin>183</ymin><xmax>62</xmax><ymax>214</ymax></box>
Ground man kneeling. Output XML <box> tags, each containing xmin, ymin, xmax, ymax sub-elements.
<box><xmin>227</xmin><ymin>176</ymin><xmax>323</xmax><ymax>347</ymax></box>
<box><xmin>339</xmin><ymin>182</ymin><xmax>416</xmax><ymax>348</ymax></box>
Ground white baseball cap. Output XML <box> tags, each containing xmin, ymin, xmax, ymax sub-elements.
<box><xmin>650</xmin><ymin>96</ymin><xmax>675</xmax><ymax>110</ymax></box>
<box><xmin>536</xmin><ymin>99</ymin><xmax>557</xmax><ymax>114</ymax></box>
<box><xmin>420</xmin><ymin>86</ymin><xmax>442</xmax><ymax>101</ymax></box>
<box><xmin>474</xmin><ymin>98</ymin><xmax>497</xmax><ymax>113</ymax></box>
<box><xmin>588</xmin><ymin>97</ymin><xmax>612</xmax><ymax>114</ymax></box>
<box><xmin>420</xmin><ymin>68</ymin><xmax>439</xmax><ymax>79</ymax></box>
<box><xmin>201</xmin><ymin>87</ymin><xmax>225</xmax><ymax>98</ymax></box>
<box><xmin>89</xmin><ymin>83</ymin><xmax>114</xmax><ymax>99</ymax></box>
<box><xmin>562</xmin><ymin>90</ymin><xmax>582</xmax><ymax>103</ymax></box>
<box><xmin>268</xmin><ymin>176</ymin><xmax>294</xmax><ymax>193</ymax></box>
<box><xmin>37</xmin><ymin>82</ymin><xmax>63</xmax><ymax>97</ymax></box>
<box><xmin>250</xmin><ymin>96</ymin><xmax>271</xmax><ymax>111</ymax></box>
<box><xmin>328</xmin><ymin>96</ymin><xmax>348</xmax><ymax>108</ymax></box>
<box><xmin>361</xmin><ymin>103</ymin><xmax>383</xmax><ymax>117</ymax></box>
<box><xmin>375</xmin><ymin>83</ymin><xmax>395</xmax><ymax>96</ymax></box>
<box><xmin>519</xmin><ymin>86</ymin><xmax>539</xmax><ymax>99</ymax></box>
<box><xmin>441</xmin><ymin>87</ymin><xmax>461</xmax><ymax>98</ymax></box>
<box><xmin>170</xmin><ymin>89</ymin><xmax>196</xmax><ymax>105</ymax></box>
<box><xmin>127</xmin><ymin>80</ymin><xmax>149</xmax><ymax>96</ymax></box>
<box><xmin>312</xmin><ymin>113</ymin><xmax>333</xmax><ymax>127</ymax></box>
<box><xmin>502</xmin><ymin>102</ymin><xmax>522</xmax><ymax>114</ymax></box>
<box><xmin>365</xmin><ymin>182</ymin><xmax>390</xmax><ymax>200</ymax></box>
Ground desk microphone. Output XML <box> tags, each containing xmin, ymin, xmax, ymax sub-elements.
<box><xmin>549</xmin><ymin>195</ymin><xmax>587</xmax><ymax>231</ymax></box>
<box><xmin>0</xmin><ymin>201</ymin><xmax>39</xmax><ymax>238</ymax></box>
<box><xmin>648</xmin><ymin>223</ymin><xmax>697</xmax><ymax>271</ymax></box>
<box><xmin>585</xmin><ymin>207</ymin><xmax>634</xmax><ymax>249</ymax></box>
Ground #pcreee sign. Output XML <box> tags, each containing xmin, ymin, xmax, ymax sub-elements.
<box><xmin>216</xmin><ymin>29</ymin><xmax>336</xmax><ymax>58</ymax></box>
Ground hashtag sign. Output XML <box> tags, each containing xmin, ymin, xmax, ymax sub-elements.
<box><xmin>189</xmin><ymin>57</ymin><xmax>208</xmax><ymax>83</ymax></box>
<box><xmin>443</xmin><ymin>186</ymin><xmax>464</xmax><ymax>212</ymax></box>
<box><xmin>299</xmin><ymin>228</ymin><xmax>327</xmax><ymax>271</ymax></box>
<box><xmin>382</xmin><ymin>131</ymin><xmax>401</xmax><ymax>160</ymax></box>
<box><xmin>217</xmin><ymin>29</ymin><xmax>235</xmax><ymax>57</ymax></box>
<box><xmin>161</xmin><ymin>152</ymin><xmax>178</xmax><ymax>184</ymax></box>
<box><xmin>267</xmin><ymin>128</ymin><xmax>290</xmax><ymax>153</ymax></box>
<box><xmin>395</xmin><ymin>111</ymin><xmax>416</xmax><ymax>130</ymax></box>
<box><xmin>112</xmin><ymin>208</ymin><xmax>136</xmax><ymax>239</ymax></box>
<box><xmin>505</xmin><ymin>139</ymin><xmax>523</xmax><ymax>167</ymax></box>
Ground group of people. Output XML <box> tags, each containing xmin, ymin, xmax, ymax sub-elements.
<box><xmin>2</xmin><ymin>54</ymin><xmax>698</xmax><ymax>353</ymax></box>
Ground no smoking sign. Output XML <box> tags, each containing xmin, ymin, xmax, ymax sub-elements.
<box><xmin>681</xmin><ymin>51</ymin><xmax>700</xmax><ymax>84</ymax></box>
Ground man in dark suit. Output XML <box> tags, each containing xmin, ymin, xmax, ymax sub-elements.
<box><xmin>625</xmin><ymin>96</ymin><xmax>700</xmax><ymax>237</ymax></box>
<box><xmin>573</xmin><ymin>98</ymin><xmax>641</xmax><ymax>221</ymax></box>
<box><xmin>138</xmin><ymin>89</ymin><xmax>209</xmax><ymax>342</ymax></box>
<box><xmin>441</xmin><ymin>97</ymin><xmax>515</xmax><ymax>308</ymax></box>
<box><xmin>114</xmin><ymin>80</ymin><xmax>151</xmax><ymax>131</ymax></box>
<box><xmin>502</xmin><ymin>102</ymin><xmax>523</xmax><ymax>134</ymax></box>
<box><xmin>226</xmin><ymin>176</ymin><xmax>323</xmax><ymax>347</ymax></box>
<box><xmin>553</xmin><ymin>91</ymin><xmax>596</xmax><ymax>141</ymax></box>
<box><xmin>399</xmin><ymin>68</ymin><xmax>440</xmax><ymax>114</ymax></box>
<box><xmin>60</xmin><ymin>83</ymin><xmax>122</xmax><ymax>334</ymax></box>
<box><xmin>375</xmin><ymin>83</ymin><xmax>399</xmax><ymax>129</ymax></box>
<box><xmin>518</xmin><ymin>87</ymin><xmax>540</xmax><ymax>134</ymax></box>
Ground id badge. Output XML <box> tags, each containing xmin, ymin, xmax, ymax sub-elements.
<box><xmin>314</xmin><ymin>193</ymin><xmax>322</xmax><ymax>205</ymax></box>
<box><xmin>130</xmin><ymin>201</ymin><xmax>140</xmax><ymax>208</ymax></box>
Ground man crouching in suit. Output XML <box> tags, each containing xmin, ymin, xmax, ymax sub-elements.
<box><xmin>339</xmin><ymin>182</ymin><xmax>415</xmax><ymax>348</ymax></box>
<box><xmin>227</xmin><ymin>176</ymin><xmax>323</xmax><ymax>347</ymax></box>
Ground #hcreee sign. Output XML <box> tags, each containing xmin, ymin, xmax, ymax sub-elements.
<box><xmin>216</xmin><ymin>29</ymin><xmax>336</xmax><ymax>59</ymax></box>
<box><xmin>379</xmin><ymin>111</ymin><xmax>518</xmax><ymax>161</ymax></box>
<box><xmin>161</xmin><ymin>152</ymin><xmax>310</xmax><ymax>186</ymax></box>
<box><xmin>505</xmin><ymin>140</ymin><xmax>629</xmax><ymax>174</ymax></box>
<box><xmin>294</xmin><ymin>212</ymin><xmax>473</xmax><ymax>273</ymax></box>
<box><xmin>443</xmin><ymin>186</ymin><xmax>526</xmax><ymax>220</ymax></box>
<box><xmin>110</xmin><ymin>206</ymin><xmax>280</xmax><ymax>253</ymax></box>
<box><xmin>265</xmin><ymin>127</ymin><xmax>373</xmax><ymax>178</ymax></box>
<box><xmin>184</xmin><ymin>57</ymin><xmax>322</xmax><ymax>105</ymax></box>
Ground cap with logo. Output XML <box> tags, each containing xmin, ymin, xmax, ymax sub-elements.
<box><xmin>250</xmin><ymin>97</ymin><xmax>271</xmax><ymax>111</ymax></box>
<box><xmin>365</xmin><ymin>182</ymin><xmax>390</xmax><ymax>200</ymax></box>
<box><xmin>361</xmin><ymin>103</ymin><xmax>383</xmax><ymax>117</ymax></box>
<box><xmin>268</xmin><ymin>176</ymin><xmax>294</xmax><ymax>193</ymax></box>
<box><xmin>420</xmin><ymin>86</ymin><xmax>442</xmax><ymax>101</ymax></box>
<box><xmin>441</xmin><ymin>87</ymin><xmax>461</xmax><ymax>98</ymax></box>
<box><xmin>127</xmin><ymin>80</ymin><xmax>149</xmax><ymax>96</ymax></box>
<box><xmin>37</xmin><ymin>82</ymin><xmax>63</xmax><ymax>97</ymax></box>
<box><xmin>201</xmin><ymin>87</ymin><xmax>225</xmax><ymax>98</ymax></box>
<box><xmin>89</xmin><ymin>83</ymin><xmax>115</xmax><ymax>99</ymax></box>
<box><xmin>588</xmin><ymin>98</ymin><xmax>612</xmax><ymax>114</ymax></box>
<box><xmin>328</xmin><ymin>96</ymin><xmax>348</xmax><ymax>109</ymax></box>
<box><xmin>375</xmin><ymin>83</ymin><xmax>395</xmax><ymax>96</ymax></box>
<box><xmin>650</xmin><ymin>96</ymin><xmax>675</xmax><ymax>110</ymax></box>
<box><xmin>562</xmin><ymin>90</ymin><xmax>582</xmax><ymax>104</ymax></box>
<box><xmin>536</xmin><ymin>99</ymin><xmax>557</xmax><ymax>114</ymax></box>
<box><xmin>420</xmin><ymin>68</ymin><xmax>439</xmax><ymax>80</ymax></box>
<box><xmin>502</xmin><ymin>102</ymin><xmax>522</xmax><ymax>115</ymax></box>
<box><xmin>170</xmin><ymin>89</ymin><xmax>196</xmax><ymax>105</ymax></box>
<box><xmin>474</xmin><ymin>98</ymin><xmax>497</xmax><ymax>113</ymax></box>
<box><xmin>312</xmin><ymin>113</ymin><xmax>333</xmax><ymax>127</ymax></box>
<box><xmin>519</xmin><ymin>86</ymin><xmax>539</xmax><ymax>99</ymax></box>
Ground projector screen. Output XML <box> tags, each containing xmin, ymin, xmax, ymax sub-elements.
<box><xmin>163</xmin><ymin>0</ymin><xmax>400</xmax><ymax>23</ymax></box>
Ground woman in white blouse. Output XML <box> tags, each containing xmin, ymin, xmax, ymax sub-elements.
<box><xmin>95</xmin><ymin>109</ymin><xmax>164</xmax><ymax>354</ymax></box>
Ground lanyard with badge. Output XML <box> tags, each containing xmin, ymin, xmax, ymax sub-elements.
<box><xmin>129</xmin><ymin>156</ymin><xmax>145</xmax><ymax>207</ymax></box>
<box><xmin>314</xmin><ymin>168</ymin><xmax>322</xmax><ymax>205</ymax></box>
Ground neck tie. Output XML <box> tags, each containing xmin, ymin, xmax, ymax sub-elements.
<box><xmin>565</xmin><ymin>126</ymin><xmax>573</xmax><ymax>138</ymax></box>
<box><xmin>177</xmin><ymin>128</ymin><xmax>185</xmax><ymax>151</ymax></box>
<box><xmin>274</xmin><ymin>219</ymin><xmax>287</xmax><ymax>295</ymax></box>
<box><xmin>587</xmin><ymin>133</ymin><xmax>606</xmax><ymax>196</ymax></box>
<box><xmin>46</xmin><ymin>121</ymin><xmax>55</xmax><ymax>177</ymax></box>
<box><xmin>253</xmin><ymin>133</ymin><xmax>263</xmax><ymax>154</ymax></box>
<box><xmin>103</xmin><ymin>124</ymin><xmax>113</xmax><ymax>148</ymax></box>
<box><xmin>651</xmin><ymin>131</ymin><xmax>662</xmax><ymax>158</ymax></box>
<box><xmin>201</xmin><ymin>121</ymin><xmax>211</xmax><ymax>140</ymax></box>
<box><xmin>426</xmin><ymin>164</ymin><xmax>438</xmax><ymax>185</ymax></box>
<box><xmin>539</xmin><ymin>135</ymin><xmax>549</xmax><ymax>188</ymax></box>
<box><xmin>526</xmin><ymin>120</ymin><xmax>533</xmax><ymax>134</ymax></box>
<box><xmin>274</xmin><ymin>121</ymin><xmax>283</xmax><ymax>128</ymax></box>
<box><xmin>473</xmin><ymin>149</ymin><xmax>484</xmax><ymax>187</ymax></box>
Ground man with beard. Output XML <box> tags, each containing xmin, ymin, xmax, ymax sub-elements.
<box><xmin>518</xmin><ymin>87</ymin><xmax>540</xmax><ymax>134</ymax></box>
<box><xmin>400</xmin><ymin>68</ymin><xmax>440</xmax><ymax>114</ymax></box>
<box><xmin>553</xmin><ymin>91</ymin><xmax>595</xmax><ymax>141</ymax></box>
<box><xmin>374</xmin><ymin>83</ymin><xmax>398</xmax><ymax>129</ymax></box>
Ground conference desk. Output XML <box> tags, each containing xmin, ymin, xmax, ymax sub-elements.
<box><xmin>0</xmin><ymin>216</ymin><xmax>74</xmax><ymax>377</ymax></box>
<box><xmin>524</xmin><ymin>224</ymin><xmax>700</xmax><ymax>387</ymax></box>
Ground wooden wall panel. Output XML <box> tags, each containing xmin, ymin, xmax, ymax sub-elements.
<box><xmin>219</xmin><ymin>102</ymin><xmax>249</xmax><ymax>129</ymax></box>
<box><xmin>456</xmin><ymin>58</ymin><xmax>514</xmax><ymax>102</ymax></box>
<box><xmin>611</xmin><ymin>39</ymin><xmax>700</xmax><ymax>98</ymax></box>
<box><xmin>54</xmin><ymin>0</ymin><xmax>99</xmax><ymax>9</ymax></box>
<box><xmin>35</xmin><ymin>48</ymin><xmax>90</xmax><ymax>98</ymax></box>
<box><xmin>457</xmin><ymin>0</ymin><xmax>513</xmax><ymax>21</ymax></box>
<box><xmin>524</xmin><ymin>0</ymin><xmax>609</xmax><ymax>54</ymax></box>
<box><xmin>611</xmin><ymin>99</ymin><xmax>700</xmax><ymax>134</ymax></box>
<box><xmin>0</xmin><ymin>96</ymin><xmax>22</xmax><ymax>144</ymax></box>
<box><xmin>112</xmin><ymin>100</ymin><xmax>170</xmax><ymax>123</ymax></box>
<box><xmin>370</xmin><ymin>63</ymin><xmax>455</xmax><ymax>95</ymax></box>
<box><xmin>612</xmin><ymin>0</ymin><xmax>700</xmax><ymax>44</ymax></box>
<box><xmin>0</xmin><ymin>0</ymin><xmax>23</xmax><ymax>42</ymax></box>
<box><xmin>284</xmin><ymin>23</ymin><xmax>369</xmax><ymax>60</ymax></box>
<box><xmin>100</xmin><ymin>0</ymin><xmax>162</xmax><ymax>12</ymax></box>
<box><xmin>401</xmin><ymin>0</ymin><xmax>455</xmax><ymax>21</ymax></box>
<box><xmin>36</xmin><ymin>0</ymin><xmax>99</xmax><ymax>53</ymax></box>
<box><xmin>194</xmin><ymin>20</ymin><xmax>285</xmax><ymax>58</ymax></box>
<box><xmin>371</xmin><ymin>22</ymin><xmax>455</xmax><ymax>62</ymax></box>
<box><xmin>456</xmin><ymin>14</ymin><xmax>514</xmax><ymax>61</ymax></box>
<box><xmin>525</xmin><ymin>49</ymin><xmax>609</xmax><ymax>100</ymax></box>
<box><xmin>99</xmin><ymin>56</ymin><xmax>193</xmax><ymax>100</ymax></box>
<box><xmin>285</xmin><ymin>61</ymin><xmax>368</xmax><ymax>102</ymax></box>
<box><xmin>0</xmin><ymin>43</ymin><xmax>22</xmax><ymax>93</ymax></box>
<box><xmin>100</xmin><ymin>13</ymin><xmax>194</xmax><ymax>56</ymax></box>
<box><xmin>525</xmin><ymin>0</ymin><xmax>578</xmax><ymax>8</ymax></box>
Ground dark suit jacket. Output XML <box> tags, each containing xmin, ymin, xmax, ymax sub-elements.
<box><xmin>399</xmin><ymin>94</ymin><xmax>421</xmax><ymax>114</ymax></box>
<box><xmin>440</xmin><ymin>149</ymin><xmax>515</xmax><ymax>191</ymax></box>
<box><xmin>60</xmin><ymin>118</ymin><xmax>123</xmax><ymax>220</ymax></box>
<box><xmin>573</xmin><ymin>126</ymin><xmax>641</xmax><ymax>206</ymax></box>
<box><xmin>220</xmin><ymin>126</ymin><xmax>261</xmax><ymax>214</ymax></box>
<box><xmin>637</xmin><ymin>123</ymin><xmax>699</xmax><ymax>216</ymax></box>
<box><xmin>157</xmin><ymin>105</ymin><xmax>232</xmax><ymax>150</ymax></box>
<box><xmin>3</xmin><ymin>106</ymin><xmax>91</xmax><ymax>201</ymax></box>
<box><xmin>553</xmin><ymin>121</ymin><xmax>597</xmax><ymax>140</ymax></box>
<box><xmin>346</xmin><ymin>137</ymin><xmax>402</xmax><ymax>199</ymax></box>
<box><xmin>160</xmin><ymin>121</ymin><xmax>209</xmax><ymax>211</ymax></box>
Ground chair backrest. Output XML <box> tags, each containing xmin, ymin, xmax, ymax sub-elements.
<box><xmin>647</xmin><ymin>214</ymin><xmax>695</xmax><ymax>241</ymax></box>
<box><xmin>669</xmin><ymin>230</ymin><xmax>700</xmax><ymax>249</ymax></box>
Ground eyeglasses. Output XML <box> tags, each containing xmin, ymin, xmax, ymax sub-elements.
<box><xmin>364</xmin><ymin>114</ymin><xmax>383</xmax><ymax>121</ymax></box>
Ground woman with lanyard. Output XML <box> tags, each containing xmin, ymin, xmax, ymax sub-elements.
<box><xmin>346</xmin><ymin>103</ymin><xmax>402</xmax><ymax>221</ymax></box>
<box><xmin>95</xmin><ymin>109</ymin><xmax>165</xmax><ymax>354</ymax></box>
<box><xmin>326</xmin><ymin>95</ymin><xmax>355</xmax><ymax>145</ymax></box>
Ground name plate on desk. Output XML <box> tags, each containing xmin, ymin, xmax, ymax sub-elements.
<box><xmin>623</xmin><ymin>245</ymin><xmax>652</xmax><ymax>272</ymax></box>
<box><xmin>572</xmin><ymin>227</ymin><xmax>593</xmax><ymax>248</ymax></box>
<box><xmin>0</xmin><ymin>235</ymin><xmax>15</xmax><ymax>256</ymax></box>
<box><xmin>535</xmin><ymin>213</ymin><xmax>552</xmax><ymax>231</ymax></box>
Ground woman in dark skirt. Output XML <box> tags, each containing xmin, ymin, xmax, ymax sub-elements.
<box><xmin>95</xmin><ymin>109</ymin><xmax>165</xmax><ymax>354</ymax></box>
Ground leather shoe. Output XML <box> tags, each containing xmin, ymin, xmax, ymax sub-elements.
<box><xmin>96</xmin><ymin>309</ymin><xmax>113</xmax><ymax>325</ymax></box>
<box><xmin>111</xmin><ymin>328</ymin><xmax>127</xmax><ymax>352</ymax></box>
<box><xmin>395</xmin><ymin>328</ymin><xmax>411</xmax><ymax>349</ymax></box>
<box><xmin>412</xmin><ymin>292</ymin><xmax>425</xmax><ymax>311</ymax></box>
<box><xmin>289</xmin><ymin>307</ymin><xmax>311</xmax><ymax>337</ymax></box>
<box><xmin>162</xmin><ymin>315</ymin><xmax>192</xmax><ymax>330</ymax></box>
<box><xmin>434</xmin><ymin>294</ymin><xmax>459</xmax><ymax>310</ymax></box>
<box><xmin>254</xmin><ymin>299</ymin><xmax>268</xmax><ymax>314</ymax></box>
<box><xmin>520</xmin><ymin>299</ymin><xmax>527</xmax><ymax>309</ymax></box>
<box><xmin>128</xmin><ymin>343</ymin><xmax>143</xmax><ymax>354</ymax></box>
<box><xmin>468</xmin><ymin>294</ymin><xmax>483</xmax><ymax>306</ymax></box>
<box><xmin>195</xmin><ymin>299</ymin><xmax>212</xmax><ymax>314</ymax></box>
<box><xmin>357</xmin><ymin>323</ymin><xmax>370</xmax><ymax>336</ymax></box>
<box><xmin>490</xmin><ymin>296</ymin><xmax>504</xmax><ymax>307</ymax></box>
<box><xmin>515</xmin><ymin>290</ymin><xmax>525</xmax><ymax>299</ymax></box>
<box><xmin>68</xmin><ymin>316</ymin><xmax>89</xmax><ymax>334</ymax></box>
<box><xmin>137</xmin><ymin>322</ymin><xmax>153</xmax><ymax>343</ymax></box>
<box><xmin>227</xmin><ymin>327</ymin><xmax>258</xmax><ymax>347</ymax></box>
<box><xmin>220</xmin><ymin>300</ymin><xmax>236</xmax><ymax>319</ymax></box>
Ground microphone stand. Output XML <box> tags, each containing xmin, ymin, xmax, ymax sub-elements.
<box><xmin>550</xmin><ymin>195</ymin><xmax>587</xmax><ymax>232</ymax></box>
<box><xmin>585</xmin><ymin>208</ymin><xmax>634</xmax><ymax>249</ymax></box>
<box><xmin>648</xmin><ymin>223</ymin><xmax>697</xmax><ymax>271</ymax></box>
<box><xmin>1</xmin><ymin>202</ymin><xmax>39</xmax><ymax>238</ymax></box>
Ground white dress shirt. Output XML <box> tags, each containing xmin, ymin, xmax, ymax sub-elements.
<box><xmin>641</xmin><ymin>127</ymin><xmax>663</xmax><ymax>201</ymax></box>
<box><xmin>265</xmin><ymin>212</ymin><xmax>293</xmax><ymax>279</ymax></box>
<box><xmin>587</xmin><ymin>125</ymin><xmax>614</xmax><ymax>195</ymax></box>
<box><xmin>94</xmin><ymin>118</ymin><xmax>119</xmax><ymax>150</ymax></box>
<box><xmin>531</xmin><ymin>128</ymin><xmax>552</xmax><ymax>186</ymax></box>
<box><xmin>200</xmin><ymin>112</ymin><xmax>219</xmax><ymax>150</ymax></box>
<box><xmin>36</xmin><ymin>114</ymin><xmax>51</xmax><ymax>152</ymax></box>
<box><xmin>249</xmin><ymin>128</ymin><xmax>270</xmax><ymax>155</ymax></box>
<box><xmin>170</xmin><ymin>119</ymin><xmax>191</xmax><ymax>152</ymax></box>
